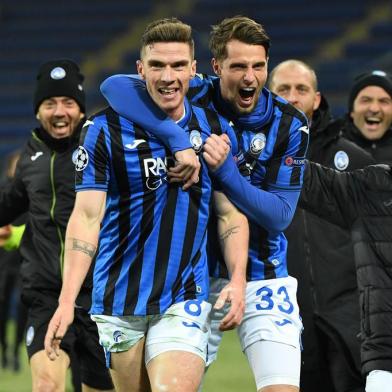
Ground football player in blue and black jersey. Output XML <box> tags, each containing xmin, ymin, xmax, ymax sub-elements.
<box><xmin>100</xmin><ymin>15</ymin><xmax>309</xmax><ymax>392</ymax></box>
<box><xmin>44</xmin><ymin>18</ymin><xmax>248</xmax><ymax>392</ymax></box>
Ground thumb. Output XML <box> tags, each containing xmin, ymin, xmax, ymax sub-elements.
<box><xmin>214</xmin><ymin>290</ymin><xmax>228</xmax><ymax>310</ymax></box>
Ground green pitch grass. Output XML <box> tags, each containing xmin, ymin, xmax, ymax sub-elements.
<box><xmin>0</xmin><ymin>323</ymin><xmax>255</xmax><ymax>391</ymax></box>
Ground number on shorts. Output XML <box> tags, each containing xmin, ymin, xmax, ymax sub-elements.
<box><xmin>255</xmin><ymin>285</ymin><xmax>294</xmax><ymax>314</ymax></box>
<box><xmin>184</xmin><ymin>299</ymin><xmax>202</xmax><ymax>316</ymax></box>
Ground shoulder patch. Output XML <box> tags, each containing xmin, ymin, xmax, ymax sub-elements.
<box><xmin>74</xmin><ymin>146</ymin><xmax>89</xmax><ymax>171</ymax></box>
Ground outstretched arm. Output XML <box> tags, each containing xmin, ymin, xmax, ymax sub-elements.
<box><xmin>44</xmin><ymin>190</ymin><xmax>106</xmax><ymax>360</ymax></box>
<box><xmin>213</xmin><ymin>191</ymin><xmax>248</xmax><ymax>331</ymax></box>
<box><xmin>299</xmin><ymin>161</ymin><xmax>358</xmax><ymax>228</ymax></box>
<box><xmin>101</xmin><ymin>75</ymin><xmax>199</xmax><ymax>189</ymax></box>
<box><xmin>203</xmin><ymin>134</ymin><xmax>298</xmax><ymax>232</ymax></box>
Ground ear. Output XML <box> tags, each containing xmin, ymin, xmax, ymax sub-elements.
<box><xmin>136</xmin><ymin>60</ymin><xmax>145</xmax><ymax>80</ymax></box>
<box><xmin>313</xmin><ymin>92</ymin><xmax>322</xmax><ymax>111</ymax></box>
<box><xmin>36</xmin><ymin>113</ymin><xmax>40</xmax><ymax>120</ymax></box>
<box><xmin>211</xmin><ymin>58</ymin><xmax>221</xmax><ymax>76</ymax></box>
<box><xmin>191</xmin><ymin>60</ymin><xmax>197</xmax><ymax>78</ymax></box>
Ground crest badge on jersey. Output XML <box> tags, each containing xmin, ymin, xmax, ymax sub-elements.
<box><xmin>250</xmin><ymin>133</ymin><xmax>266</xmax><ymax>155</ymax></box>
<box><xmin>190</xmin><ymin>130</ymin><xmax>203</xmax><ymax>153</ymax></box>
<box><xmin>73</xmin><ymin>146</ymin><xmax>89</xmax><ymax>171</ymax></box>
<box><xmin>26</xmin><ymin>326</ymin><xmax>34</xmax><ymax>346</ymax></box>
<box><xmin>334</xmin><ymin>150</ymin><xmax>349</xmax><ymax>171</ymax></box>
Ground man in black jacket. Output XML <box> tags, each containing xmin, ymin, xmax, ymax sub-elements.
<box><xmin>300</xmin><ymin>161</ymin><xmax>392</xmax><ymax>392</ymax></box>
<box><xmin>332</xmin><ymin>70</ymin><xmax>392</xmax><ymax>165</ymax></box>
<box><xmin>0</xmin><ymin>60</ymin><xmax>113</xmax><ymax>392</ymax></box>
<box><xmin>269</xmin><ymin>59</ymin><xmax>374</xmax><ymax>391</ymax></box>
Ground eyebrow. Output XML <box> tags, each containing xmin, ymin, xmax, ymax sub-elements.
<box><xmin>147</xmin><ymin>60</ymin><xmax>189</xmax><ymax>67</ymax></box>
<box><xmin>229</xmin><ymin>61</ymin><xmax>266</xmax><ymax>68</ymax></box>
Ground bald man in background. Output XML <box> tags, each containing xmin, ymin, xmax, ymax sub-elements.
<box><xmin>269</xmin><ymin>60</ymin><xmax>373</xmax><ymax>392</ymax></box>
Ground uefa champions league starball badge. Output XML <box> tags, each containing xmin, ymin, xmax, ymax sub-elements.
<box><xmin>73</xmin><ymin>146</ymin><xmax>89</xmax><ymax>171</ymax></box>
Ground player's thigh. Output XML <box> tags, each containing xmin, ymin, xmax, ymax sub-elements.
<box><xmin>110</xmin><ymin>337</ymin><xmax>150</xmax><ymax>392</ymax></box>
<box><xmin>147</xmin><ymin>350</ymin><xmax>205</xmax><ymax>392</ymax></box>
<box><xmin>146</xmin><ymin>299</ymin><xmax>211</xmax><ymax>363</ymax></box>
<box><xmin>91</xmin><ymin>314</ymin><xmax>149</xmax><ymax>392</ymax></box>
<box><xmin>145</xmin><ymin>299</ymin><xmax>211</xmax><ymax>391</ymax></box>
<box><xmin>30</xmin><ymin>349</ymin><xmax>70</xmax><ymax>392</ymax></box>
<box><xmin>245</xmin><ymin>340</ymin><xmax>300</xmax><ymax>392</ymax></box>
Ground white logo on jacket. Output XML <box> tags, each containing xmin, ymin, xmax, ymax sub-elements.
<box><xmin>31</xmin><ymin>151</ymin><xmax>43</xmax><ymax>161</ymax></box>
<box><xmin>334</xmin><ymin>150</ymin><xmax>349</xmax><ymax>171</ymax></box>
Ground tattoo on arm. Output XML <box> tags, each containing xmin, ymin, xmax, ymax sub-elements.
<box><xmin>219</xmin><ymin>225</ymin><xmax>240</xmax><ymax>242</ymax></box>
<box><xmin>68</xmin><ymin>238</ymin><xmax>96</xmax><ymax>258</ymax></box>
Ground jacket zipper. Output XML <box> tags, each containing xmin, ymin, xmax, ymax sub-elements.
<box><xmin>50</xmin><ymin>152</ymin><xmax>65</xmax><ymax>279</ymax></box>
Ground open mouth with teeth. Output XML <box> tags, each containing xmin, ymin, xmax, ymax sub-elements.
<box><xmin>158</xmin><ymin>87</ymin><xmax>179</xmax><ymax>97</ymax></box>
<box><xmin>365</xmin><ymin>117</ymin><xmax>381</xmax><ymax>127</ymax></box>
<box><xmin>238</xmin><ymin>87</ymin><xmax>256</xmax><ymax>106</ymax></box>
<box><xmin>53</xmin><ymin>121</ymin><xmax>69</xmax><ymax>129</ymax></box>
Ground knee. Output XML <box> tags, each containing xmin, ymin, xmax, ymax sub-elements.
<box><xmin>33</xmin><ymin>373</ymin><xmax>64</xmax><ymax>392</ymax></box>
<box><xmin>366</xmin><ymin>370</ymin><xmax>392</xmax><ymax>392</ymax></box>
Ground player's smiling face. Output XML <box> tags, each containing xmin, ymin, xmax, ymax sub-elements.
<box><xmin>350</xmin><ymin>85</ymin><xmax>392</xmax><ymax>141</ymax></box>
<box><xmin>137</xmin><ymin>42</ymin><xmax>196</xmax><ymax>121</ymax></box>
<box><xmin>37</xmin><ymin>97</ymin><xmax>83</xmax><ymax>139</ymax></box>
<box><xmin>212</xmin><ymin>40</ymin><xmax>268</xmax><ymax>115</ymax></box>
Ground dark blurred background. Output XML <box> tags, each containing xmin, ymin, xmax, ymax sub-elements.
<box><xmin>0</xmin><ymin>0</ymin><xmax>391</xmax><ymax>158</ymax></box>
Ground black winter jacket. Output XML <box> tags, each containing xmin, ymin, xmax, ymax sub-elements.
<box><xmin>285</xmin><ymin>96</ymin><xmax>374</xmax><ymax>375</ymax></box>
<box><xmin>0</xmin><ymin>122</ymin><xmax>91</xmax><ymax>304</ymax></box>
<box><xmin>300</xmin><ymin>162</ymin><xmax>392</xmax><ymax>376</ymax></box>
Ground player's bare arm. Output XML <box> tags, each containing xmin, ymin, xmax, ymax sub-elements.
<box><xmin>214</xmin><ymin>191</ymin><xmax>248</xmax><ymax>331</ymax></box>
<box><xmin>44</xmin><ymin>190</ymin><xmax>106</xmax><ymax>360</ymax></box>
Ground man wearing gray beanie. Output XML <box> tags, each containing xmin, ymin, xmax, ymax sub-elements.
<box><xmin>341</xmin><ymin>70</ymin><xmax>392</xmax><ymax>164</ymax></box>
<box><xmin>0</xmin><ymin>59</ymin><xmax>114</xmax><ymax>392</ymax></box>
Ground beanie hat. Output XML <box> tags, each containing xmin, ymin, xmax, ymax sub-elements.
<box><xmin>348</xmin><ymin>70</ymin><xmax>392</xmax><ymax>112</ymax></box>
<box><xmin>33</xmin><ymin>59</ymin><xmax>85</xmax><ymax>113</ymax></box>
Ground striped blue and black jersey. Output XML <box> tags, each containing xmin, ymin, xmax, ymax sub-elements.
<box><xmin>99</xmin><ymin>73</ymin><xmax>309</xmax><ymax>282</ymax></box>
<box><xmin>190</xmin><ymin>75</ymin><xmax>309</xmax><ymax>281</ymax></box>
<box><xmin>74</xmin><ymin>99</ymin><xmax>235</xmax><ymax>316</ymax></box>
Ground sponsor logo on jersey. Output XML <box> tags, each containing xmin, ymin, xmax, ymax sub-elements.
<box><xmin>125</xmin><ymin>139</ymin><xmax>147</xmax><ymax>149</ymax></box>
<box><xmin>284</xmin><ymin>156</ymin><xmax>305</xmax><ymax>166</ymax></box>
<box><xmin>74</xmin><ymin>146</ymin><xmax>89</xmax><ymax>171</ymax></box>
<box><xmin>143</xmin><ymin>156</ymin><xmax>174</xmax><ymax>190</ymax></box>
<box><xmin>334</xmin><ymin>150</ymin><xmax>349</xmax><ymax>171</ymax></box>
<box><xmin>250</xmin><ymin>133</ymin><xmax>266</xmax><ymax>154</ymax></box>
